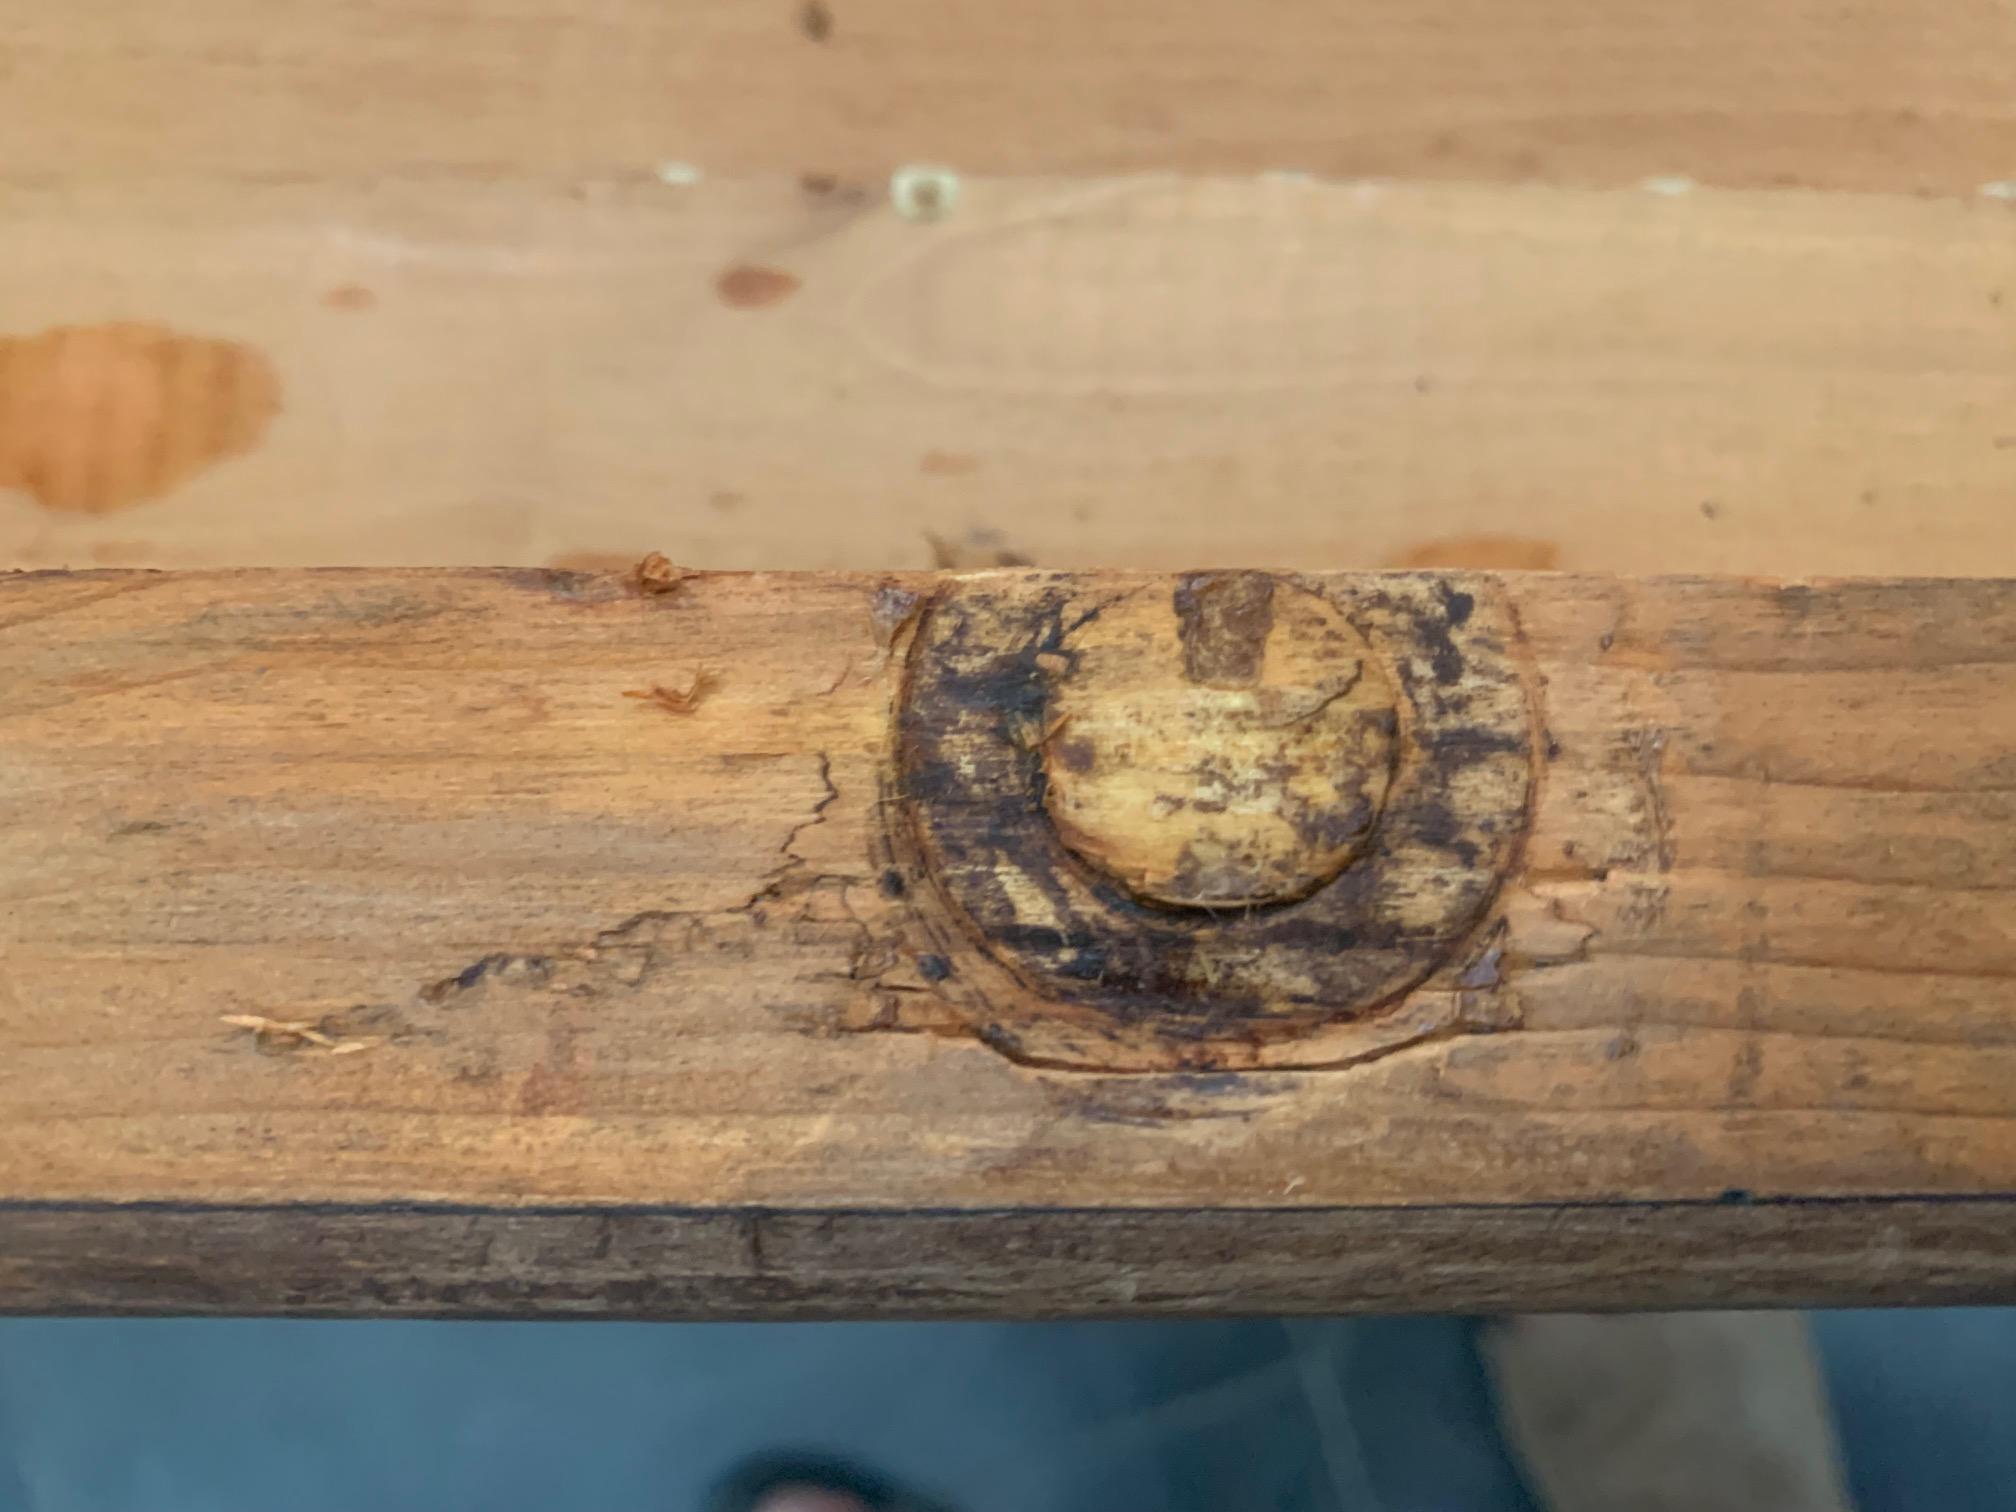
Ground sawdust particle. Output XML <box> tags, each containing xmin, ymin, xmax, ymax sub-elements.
<box><xmin>220</xmin><ymin>1013</ymin><xmax>384</xmax><ymax>1056</ymax></box>
<box><xmin>635</xmin><ymin>551</ymin><xmax>690</xmax><ymax>594</ymax></box>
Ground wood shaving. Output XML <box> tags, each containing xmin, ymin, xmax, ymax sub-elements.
<box><xmin>220</xmin><ymin>1014</ymin><xmax>384</xmax><ymax>1055</ymax></box>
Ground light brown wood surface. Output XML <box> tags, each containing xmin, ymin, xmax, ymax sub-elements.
<box><xmin>5</xmin><ymin>564</ymin><xmax>2016</xmax><ymax>1315</ymax></box>
<box><xmin>2</xmin><ymin>178</ymin><xmax>2014</xmax><ymax>578</ymax></box>
<box><xmin>7</xmin><ymin>0</ymin><xmax>2015</xmax><ymax>192</ymax></box>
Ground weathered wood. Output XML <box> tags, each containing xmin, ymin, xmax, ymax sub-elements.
<box><xmin>7</xmin><ymin>1200</ymin><xmax>2015</xmax><ymax>1320</ymax></box>
<box><xmin>3</xmin><ymin>178</ymin><xmax>2015</xmax><ymax>578</ymax></box>
<box><xmin>5</xmin><ymin>564</ymin><xmax>2016</xmax><ymax>1313</ymax></box>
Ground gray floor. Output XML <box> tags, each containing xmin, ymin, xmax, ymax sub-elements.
<box><xmin>0</xmin><ymin>1313</ymin><xmax>2005</xmax><ymax>1511</ymax></box>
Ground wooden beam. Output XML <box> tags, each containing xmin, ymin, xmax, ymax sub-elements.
<box><xmin>6</xmin><ymin>564</ymin><xmax>2016</xmax><ymax>1314</ymax></box>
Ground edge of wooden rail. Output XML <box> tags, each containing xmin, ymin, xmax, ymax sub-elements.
<box><xmin>5</xmin><ymin>1197</ymin><xmax>2013</xmax><ymax>1319</ymax></box>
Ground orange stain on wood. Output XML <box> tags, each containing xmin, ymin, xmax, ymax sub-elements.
<box><xmin>715</xmin><ymin>265</ymin><xmax>801</xmax><ymax>309</ymax></box>
<box><xmin>919</xmin><ymin>450</ymin><xmax>979</xmax><ymax>476</ymax></box>
<box><xmin>0</xmin><ymin>322</ymin><xmax>279</xmax><ymax>514</ymax></box>
<box><xmin>322</xmin><ymin>284</ymin><xmax>378</xmax><ymax>311</ymax></box>
<box><xmin>1390</xmin><ymin>535</ymin><xmax>1562</xmax><ymax>571</ymax></box>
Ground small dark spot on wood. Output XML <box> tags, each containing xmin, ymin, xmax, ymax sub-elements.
<box><xmin>976</xmin><ymin>1023</ymin><xmax>1025</xmax><ymax>1057</ymax></box>
<box><xmin>879</xmin><ymin>868</ymin><xmax>907</xmax><ymax>899</ymax></box>
<box><xmin>1413</xmin><ymin>374</ymin><xmax>1436</xmax><ymax>393</ymax></box>
<box><xmin>1545</xmin><ymin>732</ymin><xmax>1562</xmax><ymax>761</ymax></box>
<box><xmin>1052</xmin><ymin>1078</ymin><xmax>1263</xmax><ymax>1129</ymax></box>
<box><xmin>1414</xmin><ymin>798</ymin><xmax>1481</xmax><ymax>866</ymax></box>
<box><xmin>870</xmin><ymin>581</ymin><xmax>921</xmax><ymax>650</ymax></box>
<box><xmin>1729</xmin><ymin>1038</ymin><xmax>1764</xmax><ymax>1102</ymax></box>
<box><xmin>1438</xmin><ymin>582</ymin><xmax>1474</xmax><ymax>627</ymax></box>
<box><xmin>925</xmin><ymin>530</ymin><xmax>1033</xmax><ymax>569</ymax></box>
<box><xmin>799</xmin><ymin>0</ymin><xmax>833</xmax><ymax>40</ymax></box>
<box><xmin>1598</xmin><ymin>631</ymin><xmax>1615</xmax><ymax>652</ymax></box>
<box><xmin>800</xmin><ymin>171</ymin><xmax>839</xmax><ymax>194</ymax></box>
<box><xmin>716</xmin><ymin>265</ymin><xmax>801</xmax><ymax>310</ymax></box>
<box><xmin>110</xmin><ymin>820</ymin><xmax>171</xmax><ymax>837</ymax></box>
<box><xmin>1773</xmin><ymin>585</ymin><xmax>1818</xmax><ymax>621</ymax></box>
<box><xmin>917</xmin><ymin>953</ymin><xmax>952</xmax><ymax>981</ymax></box>
<box><xmin>1053</xmin><ymin>736</ymin><xmax>1096</xmax><ymax>773</ymax></box>
<box><xmin>1605</xmin><ymin>1031</ymin><xmax>1638</xmax><ymax>1061</ymax></box>
<box><xmin>1458</xmin><ymin>927</ymin><xmax>1507</xmax><ymax>990</ymax></box>
<box><xmin>1178</xmin><ymin>1072</ymin><xmax>1246</xmax><ymax>1095</ymax></box>
<box><xmin>421</xmin><ymin>952</ymin><xmax>553</xmax><ymax>1004</ymax></box>
<box><xmin>1719</xmin><ymin>1188</ymin><xmax>1756</xmax><ymax>1205</ymax></box>
<box><xmin>1173</xmin><ymin>571</ymin><xmax>1275</xmax><ymax>687</ymax></box>
<box><xmin>322</xmin><ymin>284</ymin><xmax>377</xmax><ymax>311</ymax></box>
<box><xmin>1699</xmin><ymin>499</ymin><xmax>1721</xmax><ymax>520</ymax></box>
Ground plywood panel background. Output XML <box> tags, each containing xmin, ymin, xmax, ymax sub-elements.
<box><xmin>2</xmin><ymin>1</ymin><xmax>2015</xmax><ymax>576</ymax></box>
<box><xmin>6</xmin><ymin>0</ymin><xmax>2016</xmax><ymax>190</ymax></box>
<box><xmin>0</xmin><ymin>175</ymin><xmax>2012</xmax><ymax>576</ymax></box>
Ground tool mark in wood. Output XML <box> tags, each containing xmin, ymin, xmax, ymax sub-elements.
<box><xmin>885</xmin><ymin>570</ymin><xmax>1538</xmax><ymax>1071</ymax></box>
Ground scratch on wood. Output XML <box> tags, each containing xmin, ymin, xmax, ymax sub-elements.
<box><xmin>623</xmin><ymin>670</ymin><xmax>718</xmax><ymax>714</ymax></box>
<box><xmin>1630</xmin><ymin>728</ymin><xmax>1676</xmax><ymax>871</ymax></box>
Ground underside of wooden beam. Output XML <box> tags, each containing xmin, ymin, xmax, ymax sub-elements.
<box><xmin>5</xmin><ymin>564</ymin><xmax>2016</xmax><ymax>1314</ymax></box>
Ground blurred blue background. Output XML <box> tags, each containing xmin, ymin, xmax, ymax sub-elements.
<box><xmin>1</xmin><ymin>1311</ymin><xmax>2012</xmax><ymax>1510</ymax></box>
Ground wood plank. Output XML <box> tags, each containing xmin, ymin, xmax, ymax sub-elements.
<box><xmin>5</xmin><ymin>564</ymin><xmax>2016</xmax><ymax>1312</ymax></box>
<box><xmin>5</xmin><ymin>0</ymin><xmax>2015</xmax><ymax>192</ymax></box>
<box><xmin>3</xmin><ymin>178</ymin><xmax>2015</xmax><ymax>577</ymax></box>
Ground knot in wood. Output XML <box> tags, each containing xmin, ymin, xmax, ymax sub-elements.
<box><xmin>1040</xmin><ymin>574</ymin><xmax>1398</xmax><ymax>908</ymax></box>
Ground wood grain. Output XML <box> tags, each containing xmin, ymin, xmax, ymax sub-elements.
<box><xmin>2</xmin><ymin>178</ymin><xmax>2014</xmax><ymax>578</ymax></box>
<box><xmin>5</xmin><ymin>0</ymin><xmax>2014</xmax><ymax>192</ymax></box>
<box><xmin>6</xmin><ymin>564</ymin><xmax>2016</xmax><ymax>1312</ymax></box>
<box><xmin>8</xmin><ymin>1200</ymin><xmax>2015</xmax><ymax>1319</ymax></box>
